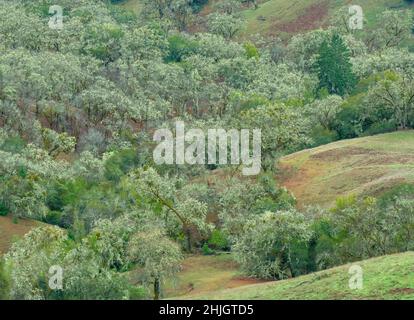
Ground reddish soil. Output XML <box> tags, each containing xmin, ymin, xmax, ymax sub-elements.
<box><xmin>273</xmin><ymin>1</ymin><xmax>330</xmax><ymax>34</ymax></box>
<box><xmin>0</xmin><ymin>215</ymin><xmax>39</xmax><ymax>254</ymax></box>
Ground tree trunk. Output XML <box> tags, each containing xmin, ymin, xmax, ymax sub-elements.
<box><xmin>186</xmin><ymin>228</ymin><xmax>192</xmax><ymax>253</ymax></box>
<box><xmin>154</xmin><ymin>278</ymin><xmax>161</xmax><ymax>300</ymax></box>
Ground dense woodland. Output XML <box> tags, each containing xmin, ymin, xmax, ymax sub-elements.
<box><xmin>0</xmin><ymin>0</ymin><xmax>414</xmax><ymax>300</ymax></box>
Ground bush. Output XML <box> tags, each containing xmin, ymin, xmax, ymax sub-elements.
<box><xmin>362</xmin><ymin>120</ymin><xmax>397</xmax><ymax>136</ymax></box>
<box><xmin>43</xmin><ymin>210</ymin><xmax>64</xmax><ymax>226</ymax></box>
<box><xmin>208</xmin><ymin>229</ymin><xmax>229</xmax><ymax>251</ymax></box>
<box><xmin>234</xmin><ymin>210</ymin><xmax>313</xmax><ymax>280</ymax></box>
<box><xmin>244</xmin><ymin>42</ymin><xmax>259</xmax><ymax>59</ymax></box>
<box><xmin>128</xmin><ymin>285</ymin><xmax>148</xmax><ymax>300</ymax></box>
<box><xmin>335</xmin><ymin>94</ymin><xmax>364</xmax><ymax>139</ymax></box>
<box><xmin>191</xmin><ymin>0</ymin><xmax>208</xmax><ymax>13</ymax></box>
<box><xmin>0</xmin><ymin>258</ymin><xmax>10</xmax><ymax>299</ymax></box>
<box><xmin>378</xmin><ymin>183</ymin><xmax>414</xmax><ymax>207</ymax></box>
<box><xmin>313</xmin><ymin>195</ymin><xmax>414</xmax><ymax>268</ymax></box>
<box><xmin>310</xmin><ymin>126</ymin><xmax>338</xmax><ymax>147</ymax></box>
<box><xmin>201</xmin><ymin>243</ymin><xmax>215</xmax><ymax>255</ymax></box>
<box><xmin>165</xmin><ymin>35</ymin><xmax>199</xmax><ymax>63</ymax></box>
<box><xmin>0</xmin><ymin>136</ymin><xmax>26</xmax><ymax>154</ymax></box>
<box><xmin>0</xmin><ymin>201</ymin><xmax>8</xmax><ymax>216</ymax></box>
<box><xmin>104</xmin><ymin>148</ymin><xmax>142</xmax><ymax>182</ymax></box>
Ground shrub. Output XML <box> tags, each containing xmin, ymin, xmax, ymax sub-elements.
<box><xmin>378</xmin><ymin>183</ymin><xmax>414</xmax><ymax>207</ymax></box>
<box><xmin>104</xmin><ymin>148</ymin><xmax>142</xmax><ymax>182</ymax></box>
<box><xmin>128</xmin><ymin>285</ymin><xmax>148</xmax><ymax>300</ymax></box>
<box><xmin>314</xmin><ymin>195</ymin><xmax>414</xmax><ymax>268</ymax></box>
<box><xmin>244</xmin><ymin>42</ymin><xmax>259</xmax><ymax>59</ymax></box>
<box><xmin>362</xmin><ymin>120</ymin><xmax>397</xmax><ymax>136</ymax></box>
<box><xmin>0</xmin><ymin>136</ymin><xmax>26</xmax><ymax>154</ymax></box>
<box><xmin>310</xmin><ymin>126</ymin><xmax>338</xmax><ymax>147</ymax></box>
<box><xmin>165</xmin><ymin>35</ymin><xmax>199</xmax><ymax>63</ymax></box>
<box><xmin>0</xmin><ymin>201</ymin><xmax>8</xmax><ymax>216</ymax></box>
<box><xmin>208</xmin><ymin>229</ymin><xmax>229</xmax><ymax>251</ymax></box>
<box><xmin>234</xmin><ymin>210</ymin><xmax>313</xmax><ymax>280</ymax></box>
<box><xmin>201</xmin><ymin>243</ymin><xmax>215</xmax><ymax>255</ymax></box>
<box><xmin>0</xmin><ymin>258</ymin><xmax>10</xmax><ymax>299</ymax></box>
<box><xmin>43</xmin><ymin>210</ymin><xmax>64</xmax><ymax>226</ymax></box>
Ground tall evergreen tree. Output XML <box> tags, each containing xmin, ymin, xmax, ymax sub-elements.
<box><xmin>315</xmin><ymin>34</ymin><xmax>357</xmax><ymax>96</ymax></box>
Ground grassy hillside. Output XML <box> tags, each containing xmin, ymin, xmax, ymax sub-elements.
<box><xmin>119</xmin><ymin>0</ymin><xmax>413</xmax><ymax>38</ymax></box>
<box><xmin>278</xmin><ymin>131</ymin><xmax>414</xmax><ymax>208</ymax></box>
<box><xmin>0</xmin><ymin>216</ymin><xmax>40</xmax><ymax>254</ymax></box>
<box><xmin>239</xmin><ymin>0</ymin><xmax>411</xmax><ymax>37</ymax></box>
<box><xmin>180</xmin><ymin>252</ymin><xmax>414</xmax><ymax>300</ymax></box>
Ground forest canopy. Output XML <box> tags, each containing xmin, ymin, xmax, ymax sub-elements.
<box><xmin>0</xmin><ymin>0</ymin><xmax>413</xmax><ymax>300</ymax></box>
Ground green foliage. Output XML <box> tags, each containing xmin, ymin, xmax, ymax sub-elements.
<box><xmin>315</xmin><ymin>34</ymin><xmax>357</xmax><ymax>96</ymax></box>
<box><xmin>104</xmin><ymin>148</ymin><xmax>143</xmax><ymax>182</ymax></box>
<box><xmin>240</xmin><ymin>103</ymin><xmax>312</xmax><ymax>171</ymax></box>
<box><xmin>218</xmin><ymin>176</ymin><xmax>295</xmax><ymax>244</ymax></box>
<box><xmin>128</xmin><ymin>228</ymin><xmax>183</xmax><ymax>299</ymax></box>
<box><xmin>191</xmin><ymin>0</ymin><xmax>208</xmax><ymax>13</ymax></box>
<box><xmin>208</xmin><ymin>229</ymin><xmax>229</xmax><ymax>251</ymax></box>
<box><xmin>314</xmin><ymin>195</ymin><xmax>414</xmax><ymax>269</ymax></box>
<box><xmin>0</xmin><ymin>258</ymin><xmax>10</xmax><ymax>299</ymax></box>
<box><xmin>207</xmin><ymin>12</ymin><xmax>243</xmax><ymax>39</ymax></box>
<box><xmin>0</xmin><ymin>0</ymin><xmax>413</xmax><ymax>300</ymax></box>
<box><xmin>365</xmin><ymin>70</ymin><xmax>414</xmax><ymax>130</ymax></box>
<box><xmin>0</xmin><ymin>201</ymin><xmax>8</xmax><ymax>216</ymax></box>
<box><xmin>0</xmin><ymin>136</ymin><xmax>26</xmax><ymax>154</ymax></box>
<box><xmin>131</xmin><ymin>167</ymin><xmax>211</xmax><ymax>251</ymax></box>
<box><xmin>201</xmin><ymin>243</ymin><xmax>215</xmax><ymax>255</ymax></box>
<box><xmin>378</xmin><ymin>183</ymin><xmax>414</xmax><ymax>207</ymax></box>
<box><xmin>234</xmin><ymin>210</ymin><xmax>313</xmax><ymax>280</ymax></box>
<box><xmin>243</xmin><ymin>42</ymin><xmax>259</xmax><ymax>59</ymax></box>
<box><xmin>165</xmin><ymin>34</ymin><xmax>199</xmax><ymax>62</ymax></box>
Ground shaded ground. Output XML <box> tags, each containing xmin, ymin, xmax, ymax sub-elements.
<box><xmin>182</xmin><ymin>252</ymin><xmax>414</xmax><ymax>300</ymax></box>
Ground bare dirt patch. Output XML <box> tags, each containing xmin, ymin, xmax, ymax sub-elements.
<box><xmin>273</xmin><ymin>1</ymin><xmax>329</xmax><ymax>34</ymax></box>
<box><xmin>389</xmin><ymin>288</ymin><xmax>414</xmax><ymax>295</ymax></box>
<box><xmin>0</xmin><ymin>215</ymin><xmax>39</xmax><ymax>254</ymax></box>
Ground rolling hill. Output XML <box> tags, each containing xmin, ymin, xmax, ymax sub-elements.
<box><xmin>179</xmin><ymin>252</ymin><xmax>414</xmax><ymax>300</ymax></box>
<box><xmin>238</xmin><ymin>0</ymin><xmax>411</xmax><ymax>38</ymax></box>
<box><xmin>117</xmin><ymin>0</ymin><xmax>414</xmax><ymax>38</ymax></box>
<box><xmin>278</xmin><ymin>131</ymin><xmax>414</xmax><ymax>208</ymax></box>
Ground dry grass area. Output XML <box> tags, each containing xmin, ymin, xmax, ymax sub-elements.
<box><xmin>0</xmin><ymin>215</ymin><xmax>40</xmax><ymax>254</ymax></box>
<box><xmin>278</xmin><ymin>131</ymin><xmax>414</xmax><ymax>208</ymax></box>
<box><xmin>165</xmin><ymin>254</ymin><xmax>267</xmax><ymax>298</ymax></box>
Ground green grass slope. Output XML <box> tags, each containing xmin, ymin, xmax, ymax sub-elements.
<box><xmin>180</xmin><ymin>252</ymin><xmax>414</xmax><ymax>300</ymax></box>
<box><xmin>279</xmin><ymin>131</ymin><xmax>414</xmax><ymax>208</ymax></box>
